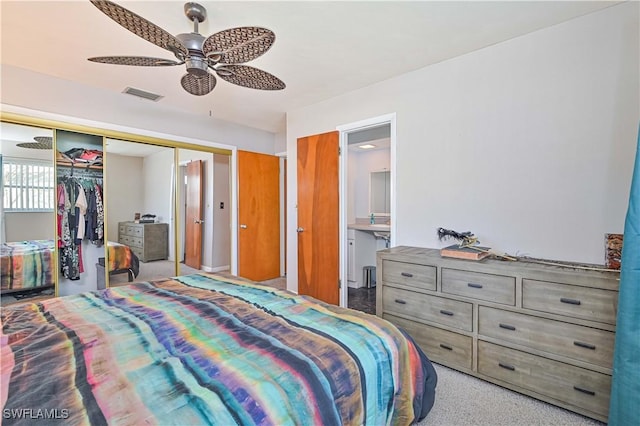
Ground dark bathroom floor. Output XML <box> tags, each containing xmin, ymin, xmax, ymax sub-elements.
<box><xmin>348</xmin><ymin>286</ymin><xmax>376</xmax><ymax>315</ymax></box>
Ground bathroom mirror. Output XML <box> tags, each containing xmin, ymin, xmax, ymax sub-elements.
<box><xmin>369</xmin><ymin>170</ymin><xmax>390</xmax><ymax>215</ymax></box>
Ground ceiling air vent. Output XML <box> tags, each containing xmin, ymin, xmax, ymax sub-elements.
<box><xmin>122</xmin><ymin>87</ymin><xmax>163</xmax><ymax>102</ymax></box>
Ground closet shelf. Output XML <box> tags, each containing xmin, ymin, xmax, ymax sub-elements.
<box><xmin>56</xmin><ymin>159</ymin><xmax>103</xmax><ymax>170</ymax></box>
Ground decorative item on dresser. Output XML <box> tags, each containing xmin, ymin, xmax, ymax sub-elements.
<box><xmin>118</xmin><ymin>221</ymin><xmax>168</xmax><ymax>262</ymax></box>
<box><xmin>376</xmin><ymin>246</ymin><xmax>620</xmax><ymax>422</ymax></box>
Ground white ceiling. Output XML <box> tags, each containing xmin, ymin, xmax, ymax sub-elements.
<box><xmin>0</xmin><ymin>1</ymin><xmax>620</xmax><ymax>134</ymax></box>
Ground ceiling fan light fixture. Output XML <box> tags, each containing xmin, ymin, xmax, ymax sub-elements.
<box><xmin>181</xmin><ymin>73</ymin><xmax>216</xmax><ymax>96</ymax></box>
<box><xmin>185</xmin><ymin>56</ymin><xmax>209</xmax><ymax>77</ymax></box>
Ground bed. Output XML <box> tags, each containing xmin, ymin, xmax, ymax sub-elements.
<box><xmin>0</xmin><ymin>273</ymin><xmax>437</xmax><ymax>425</ymax></box>
<box><xmin>100</xmin><ymin>241</ymin><xmax>140</xmax><ymax>282</ymax></box>
<box><xmin>0</xmin><ymin>240</ymin><xmax>55</xmax><ymax>293</ymax></box>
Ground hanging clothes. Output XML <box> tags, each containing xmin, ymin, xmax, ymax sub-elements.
<box><xmin>57</xmin><ymin>173</ymin><xmax>104</xmax><ymax>280</ymax></box>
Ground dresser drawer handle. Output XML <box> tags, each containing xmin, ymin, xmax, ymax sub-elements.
<box><xmin>439</xmin><ymin>344</ymin><xmax>453</xmax><ymax>351</ymax></box>
<box><xmin>394</xmin><ymin>299</ymin><xmax>407</xmax><ymax>305</ymax></box>
<box><xmin>560</xmin><ymin>297</ymin><xmax>581</xmax><ymax>305</ymax></box>
<box><xmin>467</xmin><ymin>283</ymin><xmax>483</xmax><ymax>289</ymax></box>
<box><xmin>574</xmin><ymin>341</ymin><xmax>596</xmax><ymax>350</ymax></box>
<box><xmin>498</xmin><ymin>363</ymin><xmax>515</xmax><ymax>371</ymax></box>
<box><xmin>439</xmin><ymin>310</ymin><xmax>454</xmax><ymax>316</ymax></box>
<box><xmin>400</xmin><ymin>272</ymin><xmax>414</xmax><ymax>278</ymax></box>
<box><xmin>573</xmin><ymin>386</ymin><xmax>595</xmax><ymax>396</ymax></box>
<box><xmin>499</xmin><ymin>323</ymin><xmax>516</xmax><ymax>331</ymax></box>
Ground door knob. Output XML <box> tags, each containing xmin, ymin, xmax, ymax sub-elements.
<box><xmin>240</xmin><ymin>224</ymin><xmax>248</xmax><ymax>229</ymax></box>
<box><xmin>296</xmin><ymin>227</ymin><xmax>304</xmax><ymax>233</ymax></box>
<box><xmin>194</xmin><ymin>219</ymin><xmax>204</xmax><ymax>224</ymax></box>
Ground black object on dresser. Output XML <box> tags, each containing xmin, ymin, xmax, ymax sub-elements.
<box><xmin>376</xmin><ymin>246</ymin><xmax>619</xmax><ymax>423</ymax></box>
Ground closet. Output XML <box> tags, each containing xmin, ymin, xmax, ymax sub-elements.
<box><xmin>1</xmin><ymin>112</ymin><xmax>232</xmax><ymax>304</ymax></box>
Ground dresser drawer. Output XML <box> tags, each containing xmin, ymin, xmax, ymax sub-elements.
<box><xmin>478</xmin><ymin>306</ymin><xmax>614</xmax><ymax>368</ymax></box>
<box><xmin>382</xmin><ymin>260</ymin><xmax>436</xmax><ymax>291</ymax></box>
<box><xmin>125</xmin><ymin>225</ymin><xmax>143</xmax><ymax>237</ymax></box>
<box><xmin>382</xmin><ymin>286</ymin><xmax>472</xmax><ymax>331</ymax></box>
<box><xmin>385</xmin><ymin>313</ymin><xmax>472</xmax><ymax>370</ymax></box>
<box><xmin>118</xmin><ymin>235</ymin><xmax>143</xmax><ymax>248</ymax></box>
<box><xmin>442</xmin><ymin>268</ymin><xmax>515</xmax><ymax>305</ymax></box>
<box><xmin>127</xmin><ymin>236</ymin><xmax>143</xmax><ymax>248</ymax></box>
<box><xmin>130</xmin><ymin>247</ymin><xmax>143</xmax><ymax>260</ymax></box>
<box><xmin>478</xmin><ymin>341</ymin><xmax>611</xmax><ymax>418</ymax></box>
<box><xmin>523</xmin><ymin>279</ymin><xmax>617</xmax><ymax>325</ymax></box>
<box><xmin>119</xmin><ymin>224</ymin><xmax>126</xmax><ymax>235</ymax></box>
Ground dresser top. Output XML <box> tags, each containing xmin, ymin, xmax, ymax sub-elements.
<box><xmin>378</xmin><ymin>246</ymin><xmax>619</xmax><ymax>287</ymax></box>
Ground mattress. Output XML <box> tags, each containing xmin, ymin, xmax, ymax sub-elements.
<box><xmin>1</xmin><ymin>273</ymin><xmax>436</xmax><ymax>425</ymax></box>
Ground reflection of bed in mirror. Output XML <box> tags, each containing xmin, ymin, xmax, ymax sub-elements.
<box><xmin>0</xmin><ymin>240</ymin><xmax>55</xmax><ymax>294</ymax></box>
<box><xmin>1</xmin><ymin>239</ymin><xmax>139</xmax><ymax>295</ymax></box>
<box><xmin>97</xmin><ymin>241</ymin><xmax>140</xmax><ymax>284</ymax></box>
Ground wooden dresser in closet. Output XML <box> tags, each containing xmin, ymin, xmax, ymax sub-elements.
<box><xmin>376</xmin><ymin>246</ymin><xmax>619</xmax><ymax>422</ymax></box>
<box><xmin>118</xmin><ymin>222</ymin><xmax>168</xmax><ymax>262</ymax></box>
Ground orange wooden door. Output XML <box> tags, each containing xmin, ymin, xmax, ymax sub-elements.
<box><xmin>185</xmin><ymin>160</ymin><xmax>203</xmax><ymax>269</ymax></box>
<box><xmin>297</xmin><ymin>131</ymin><xmax>339</xmax><ymax>305</ymax></box>
<box><xmin>238</xmin><ymin>150</ymin><xmax>280</xmax><ymax>281</ymax></box>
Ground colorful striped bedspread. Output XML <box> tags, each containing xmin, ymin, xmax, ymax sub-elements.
<box><xmin>1</xmin><ymin>273</ymin><xmax>436</xmax><ymax>425</ymax></box>
<box><xmin>0</xmin><ymin>240</ymin><xmax>55</xmax><ymax>291</ymax></box>
<box><xmin>106</xmin><ymin>241</ymin><xmax>139</xmax><ymax>277</ymax></box>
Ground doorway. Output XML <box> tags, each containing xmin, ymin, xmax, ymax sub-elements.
<box><xmin>337</xmin><ymin>114</ymin><xmax>396</xmax><ymax>310</ymax></box>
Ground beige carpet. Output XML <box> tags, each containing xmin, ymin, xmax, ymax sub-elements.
<box><xmin>109</xmin><ymin>260</ymin><xmax>200</xmax><ymax>286</ymax></box>
<box><xmin>419</xmin><ymin>364</ymin><xmax>603</xmax><ymax>426</ymax></box>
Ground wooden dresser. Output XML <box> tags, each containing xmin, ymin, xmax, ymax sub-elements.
<box><xmin>118</xmin><ymin>222</ymin><xmax>168</xmax><ymax>262</ymax></box>
<box><xmin>376</xmin><ymin>246</ymin><xmax>619</xmax><ymax>422</ymax></box>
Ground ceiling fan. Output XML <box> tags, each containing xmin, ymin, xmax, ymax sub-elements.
<box><xmin>87</xmin><ymin>0</ymin><xmax>285</xmax><ymax>96</ymax></box>
<box><xmin>17</xmin><ymin>136</ymin><xmax>53</xmax><ymax>150</ymax></box>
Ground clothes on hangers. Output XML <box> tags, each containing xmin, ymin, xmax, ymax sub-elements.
<box><xmin>57</xmin><ymin>173</ymin><xmax>104</xmax><ymax>280</ymax></box>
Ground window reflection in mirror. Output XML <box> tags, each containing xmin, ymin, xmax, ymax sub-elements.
<box><xmin>370</xmin><ymin>170</ymin><xmax>391</xmax><ymax>215</ymax></box>
<box><xmin>177</xmin><ymin>149</ymin><xmax>231</xmax><ymax>277</ymax></box>
<box><xmin>103</xmin><ymin>139</ymin><xmax>175</xmax><ymax>287</ymax></box>
<box><xmin>1</xmin><ymin>122</ymin><xmax>56</xmax><ymax>305</ymax></box>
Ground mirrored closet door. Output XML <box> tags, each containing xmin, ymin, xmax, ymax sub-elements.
<box><xmin>103</xmin><ymin>139</ymin><xmax>175</xmax><ymax>288</ymax></box>
<box><xmin>1</xmin><ymin>122</ymin><xmax>56</xmax><ymax>306</ymax></box>
<box><xmin>177</xmin><ymin>149</ymin><xmax>231</xmax><ymax>277</ymax></box>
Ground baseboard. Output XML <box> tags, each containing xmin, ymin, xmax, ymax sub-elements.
<box><xmin>202</xmin><ymin>265</ymin><xmax>230</xmax><ymax>273</ymax></box>
<box><xmin>348</xmin><ymin>280</ymin><xmax>363</xmax><ymax>289</ymax></box>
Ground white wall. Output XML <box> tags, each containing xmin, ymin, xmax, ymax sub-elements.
<box><xmin>286</xmin><ymin>3</ymin><xmax>639</xmax><ymax>292</ymax></box>
<box><xmin>143</xmin><ymin>148</ymin><xmax>174</xmax><ymax>259</ymax></box>
<box><xmin>1</xmin><ymin>65</ymin><xmax>278</xmax><ymax>155</ymax></box>
<box><xmin>105</xmin><ymin>153</ymin><xmax>145</xmax><ymax>241</ymax></box>
<box><xmin>213</xmin><ymin>154</ymin><xmax>231</xmax><ymax>270</ymax></box>
<box><xmin>4</xmin><ymin>212</ymin><xmax>54</xmax><ymax>242</ymax></box>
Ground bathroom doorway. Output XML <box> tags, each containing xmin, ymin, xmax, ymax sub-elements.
<box><xmin>338</xmin><ymin>114</ymin><xmax>396</xmax><ymax>313</ymax></box>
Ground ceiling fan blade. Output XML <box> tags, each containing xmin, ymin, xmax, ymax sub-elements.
<box><xmin>215</xmin><ymin>65</ymin><xmax>285</xmax><ymax>91</ymax></box>
<box><xmin>88</xmin><ymin>56</ymin><xmax>182</xmax><ymax>66</ymax></box>
<box><xmin>18</xmin><ymin>137</ymin><xmax>52</xmax><ymax>150</ymax></box>
<box><xmin>33</xmin><ymin>136</ymin><xmax>53</xmax><ymax>145</ymax></box>
<box><xmin>90</xmin><ymin>0</ymin><xmax>188</xmax><ymax>58</ymax></box>
<box><xmin>181</xmin><ymin>73</ymin><xmax>217</xmax><ymax>96</ymax></box>
<box><xmin>203</xmin><ymin>27</ymin><xmax>275</xmax><ymax>64</ymax></box>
